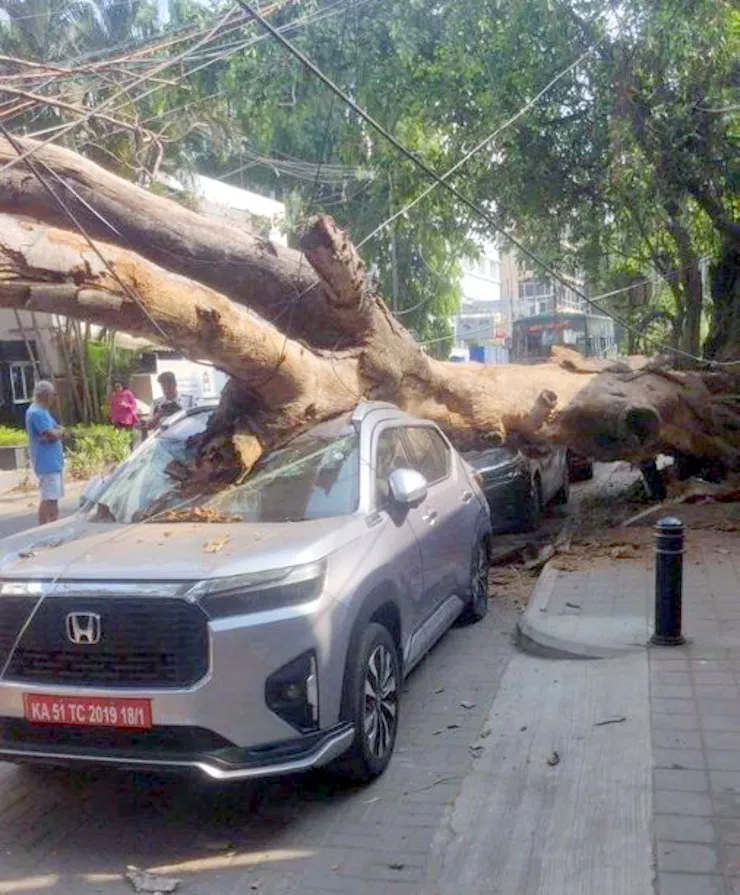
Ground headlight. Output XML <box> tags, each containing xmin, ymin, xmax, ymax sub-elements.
<box><xmin>478</xmin><ymin>459</ymin><xmax>527</xmax><ymax>484</ymax></box>
<box><xmin>186</xmin><ymin>560</ymin><xmax>327</xmax><ymax>619</ymax></box>
<box><xmin>0</xmin><ymin>580</ymin><xmax>47</xmax><ymax>596</ymax></box>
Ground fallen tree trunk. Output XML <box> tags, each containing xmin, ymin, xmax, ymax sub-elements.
<box><xmin>0</xmin><ymin>136</ymin><xmax>370</xmax><ymax>350</ymax></box>
<box><xmin>1</xmin><ymin>138</ymin><xmax>739</xmax><ymax>476</ymax></box>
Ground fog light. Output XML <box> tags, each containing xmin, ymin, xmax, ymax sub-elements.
<box><xmin>265</xmin><ymin>651</ymin><xmax>319</xmax><ymax>732</ymax></box>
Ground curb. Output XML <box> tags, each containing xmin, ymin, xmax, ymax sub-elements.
<box><xmin>515</xmin><ymin>559</ymin><xmax>649</xmax><ymax>661</ymax></box>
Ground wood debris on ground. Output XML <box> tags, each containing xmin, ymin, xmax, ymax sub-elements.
<box><xmin>204</xmin><ymin>534</ymin><xmax>231</xmax><ymax>554</ymax></box>
<box><xmin>124</xmin><ymin>866</ymin><xmax>180</xmax><ymax>893</ymax></box>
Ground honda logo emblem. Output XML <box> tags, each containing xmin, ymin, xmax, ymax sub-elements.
<box><xmin>66</xmin><ymin>612</ymin><xmax>101</xmax><ymax>645</ymax></box>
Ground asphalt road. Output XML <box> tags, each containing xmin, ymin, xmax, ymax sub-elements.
<box><xmin>0</xmin><ymin>488</ymin><xmax>81</xmax><ymax>541</ymax></box>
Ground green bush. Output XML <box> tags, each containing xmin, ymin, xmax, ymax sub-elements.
<box><xmin>0</xmin><ymin>426</ymin><xmax>27</xmax><ymax>447</ymax></box>
<box><xmin>0</xmin><ymin>423</ymin><xmax>130</xmax><ymax>478</ymax></box>
<box><xmin>66</xmin><ymin>424</ymin><xmax>132</xmax><ymax>480</ymax></box>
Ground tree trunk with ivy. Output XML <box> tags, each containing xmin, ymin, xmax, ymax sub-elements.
<box><xmin>1</xmin><ymin>137</ymin><xmax>739</xmax><ymax>481</ymax></box>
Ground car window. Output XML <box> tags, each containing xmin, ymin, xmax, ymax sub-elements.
<box><xmin>375</xmin><ymin>428</ymin><xmax>413</xmax><ymax>507</ymax></box>
<box><xmin>403</xmin><ymin>427</ymin><xmax>450</xmax><ymax>485</ymax></box>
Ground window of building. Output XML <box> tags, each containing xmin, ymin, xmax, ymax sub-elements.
<box><xmin>488</xmin><ymin>260</ymin><xmax>500</xmax><ymax>281</ymax></box>
<box><xmin>9</xmin><ymin>362</ymin><xmax>34</xmax><ymax>405</ymax></box>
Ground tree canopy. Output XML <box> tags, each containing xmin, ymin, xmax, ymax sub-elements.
<box><xmin>1</xmin><ymin>0</ymin><xmax>738</xmax><ymax>360</ymax></box>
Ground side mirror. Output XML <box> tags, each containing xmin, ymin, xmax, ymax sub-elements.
<box><xmin>388</xmin><ymin>468</ymin><xmax>428</xmax><ymax>508</ymax></box>
<box><xmin>80</xmin><ymin>475</ymin><xmax>107</xmax><ymax>508</ymax></box>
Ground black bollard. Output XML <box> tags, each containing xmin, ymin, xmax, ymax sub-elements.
<box><xmin>651</xmin><ymin>517</ymin><xmax>686</xmax><ymax>646</ymax></box>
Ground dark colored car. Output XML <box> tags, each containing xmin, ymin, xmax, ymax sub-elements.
<box><xmin>566</xmin><ymin>450</ymin><xmax>594</xmax><ymax>482</ymax></box>
<box><xmin>464</xmin><ymin>445</ymin><xmax>569</xmax><ymax>532</ymax></box>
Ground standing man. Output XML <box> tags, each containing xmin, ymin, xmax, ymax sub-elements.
<box><xmin>26</xmin><ymin>380</ymin><xmax>65</xmax><ymax>525</ymax></box>
<box><xmin>148</xmin><ymin>371</ymin><xmax>196</xmax><ymax>430</ymax></box>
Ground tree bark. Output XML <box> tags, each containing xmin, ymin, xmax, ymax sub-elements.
<box><xmin>0</xmin><ymin>135</ymin><xmax>371</xmax><ymax>351</ymax></box>
<box><xmin>706</xmin><ymin>237</ymin><xmax>740</xmax><ymax>362</ymax></box>
<box><xmin>0</xmin><ymin>142</ymin><xmax>739</xmax><ymax>477</ymax></box>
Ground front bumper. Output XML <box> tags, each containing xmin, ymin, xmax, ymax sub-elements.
<box><xmin>0</xmin><ymin>591</ymin><xmax>355</xmax><ymax>779</ymax></box>
<box><xmin>0</xmin><ymin>717</ymin><xmax>354</xmax><ymax>780</ymax></box>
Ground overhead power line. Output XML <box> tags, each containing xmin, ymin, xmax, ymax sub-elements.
<box><xmin>239</xmin><ymin>0</ymin><xmax>738</xmax><ymax>368</ymax></box>
<box><xmin>0</xmin><ymin>6</ymin><xmax>242</xmax><ymax>174</ymax></box>
<box><xmin>0</xmin><ymin>118</ymin><xmax>177</xmax><ymax>348</ymax></box>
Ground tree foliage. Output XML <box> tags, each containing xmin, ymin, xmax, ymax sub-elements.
<box><xmin>1</xmin><ymin>0</ymin><xmax>737</xmax><ymax>359</ymax></box>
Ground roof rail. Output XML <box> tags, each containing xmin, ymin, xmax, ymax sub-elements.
<box><xmin>350</xmin><ymin>401</ymin><xmax>402</xmax><ymax>424</ymax></box>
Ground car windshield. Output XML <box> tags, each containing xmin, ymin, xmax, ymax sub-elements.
<box><xmin>85</xmin><ymin>412</ymin><xmax>360</xmax><ymax>524</ymax></box>
<box><xmin>207</xmin><ymin>431</ymin><xmax>360</xmax><ymax>523</ymax></box>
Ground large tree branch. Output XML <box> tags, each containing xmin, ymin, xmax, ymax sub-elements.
<box><xmin>686</xmin><ymin>182</ymin><xmax>740</xmax><ymax>242</ymax></box>
<box><xmin>1</xmin><ymin>170</ymin><xmax>739</xmax><ymax>470</ymax></box>
<box><xmin>0</xmin><ymin>213</ymin><xmax>362</xmax><ymax>435</ymax></box>
<box><xmin>0</xmin><ymin>136</ymin><xmax>372</xmax><ymax>350</ymax></box>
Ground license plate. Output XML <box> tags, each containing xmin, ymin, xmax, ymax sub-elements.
<box><xmin>23</xmin><ymin>694</ymin><xmax>152</xmax><ymax>729</ymax></box>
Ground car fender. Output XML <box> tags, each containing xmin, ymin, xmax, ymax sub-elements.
<box><xmin>334</xmin><ymin>580</ymin><xmax>406</xmax><ymax>723</ymax></box>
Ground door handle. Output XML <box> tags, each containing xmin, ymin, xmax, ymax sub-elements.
<box><xmin>461</xmin><ymin>490</ymin><xmax>473</xmax><ymax>503</ymax></box>
<box><xmin>422</xmin><ymin>510</ymin><xmax>438</xmax><ymax>525</ymax></box>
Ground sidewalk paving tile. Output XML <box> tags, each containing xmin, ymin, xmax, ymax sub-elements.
<box><xmin>521</xmin><ymin>529</ymin><xmax>740</xmax><ymax>895</ymax></box>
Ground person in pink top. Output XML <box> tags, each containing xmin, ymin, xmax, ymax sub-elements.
<box><xmin>109</xmin><ymin>380</ymin><xmax>138</xmax><ymax>429</ymax></box>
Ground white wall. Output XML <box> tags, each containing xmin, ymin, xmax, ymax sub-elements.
<box><xmin>460</xmin><ymin>243</ymin><xmax>502</xmax><ymax>305</ymax></box>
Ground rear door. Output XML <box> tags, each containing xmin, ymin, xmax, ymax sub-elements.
<box><xmin>402</xmin><ymin>426</ymin><xmax>478</xmax><ymax>611</ymax></box>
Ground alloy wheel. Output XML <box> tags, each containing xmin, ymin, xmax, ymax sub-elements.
<box><xmin>363</xmin><ymin>644</ymin><xmax>398</xmax><ymax>759</ymax></box>
<box><xmin>471</xmin><ymin>542</ymin><xmax>489</xmax><ymax>610</ymax></box>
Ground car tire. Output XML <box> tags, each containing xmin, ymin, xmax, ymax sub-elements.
<box><xmin>460</xmin><ymin>537</ymin><xmax>490</xmax><ymax>624</ymax></box>
<box><xmin>519</xmin><ymin>475</ymin><xmax>543</xmax><ymax>531</ymax></box>
<box><xmin>553</xmin><ymin>472</ymin><xmax>570</xmax><ymax>505</ymax></box>
<box><xmin>336</xmin><ymin>622</ymin><xmax>400</xmax><ymax>783</ymax></box>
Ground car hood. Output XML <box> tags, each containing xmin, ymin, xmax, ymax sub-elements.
<box><xmin>464</xmin><ymin>447</ymin><xmax>520</xmax><ymax>472</ymax></box>
<box><xmin>0</xmin><ymin>514</ymin><xmax>366</xmax><ymax>582</ymax></box>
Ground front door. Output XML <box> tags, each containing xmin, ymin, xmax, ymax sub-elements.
<box><xmin>401</xmin><ymin>426</ymin><xmax>478</xmax><ymax>611</ymax></box>
<box><xmin>373</xmin><ymin>426</ymin><xmax>427</xmax><ymax>660</ymax></box>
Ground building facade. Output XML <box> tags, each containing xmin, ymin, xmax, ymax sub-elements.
<box><xmin>501</xmin><ymin>247</ymin><xmax>617</xmax><ymax>361</ymax></box>
<box><xmin>452</xmin><ymin>242</ymin><xmax>508</xmax><ymax>359</ymax></box>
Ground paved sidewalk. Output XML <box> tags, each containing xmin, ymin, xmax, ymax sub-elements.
<box><xmin>518</xmin><ymin>524</ymin><xmax>740</xmax><ymax>895</ymax></box>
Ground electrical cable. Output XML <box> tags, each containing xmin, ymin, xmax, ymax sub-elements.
<box><xmin>0</xmin><ymin>118</ymin><xmax>179</xmax><ymax>349</ymax></box>
<box><xmin>0</xmin><ymin>6</ymin><xmax>241</xmax><ymax>174</ymax></box>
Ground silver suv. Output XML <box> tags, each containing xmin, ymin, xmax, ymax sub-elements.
<box><xmin>0</xmin><ymin>402</ymin><xmax>491</xmax><ymax>782</ymax></box>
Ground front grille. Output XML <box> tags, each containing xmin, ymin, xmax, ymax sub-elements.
<box><xmin>6</xmin><ymin>596</ymin><xmax>208</xmax><ymax>689</ymax></box>
<box><xmin>0</xmin><ymin>597</ymin><xmax>37</xmax><ymax>669</ymax></box>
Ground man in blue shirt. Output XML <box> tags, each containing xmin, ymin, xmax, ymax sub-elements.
<box><xmin>25</xmin><ymin>380</ymin><xmax>65</xmax><ymax>525</ymax></box>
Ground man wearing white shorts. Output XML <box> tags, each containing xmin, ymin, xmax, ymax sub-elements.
<box><xmin>25</xmin><ymin>381</ymin><xmax>65</xmax><ymax>525</ymax></box>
